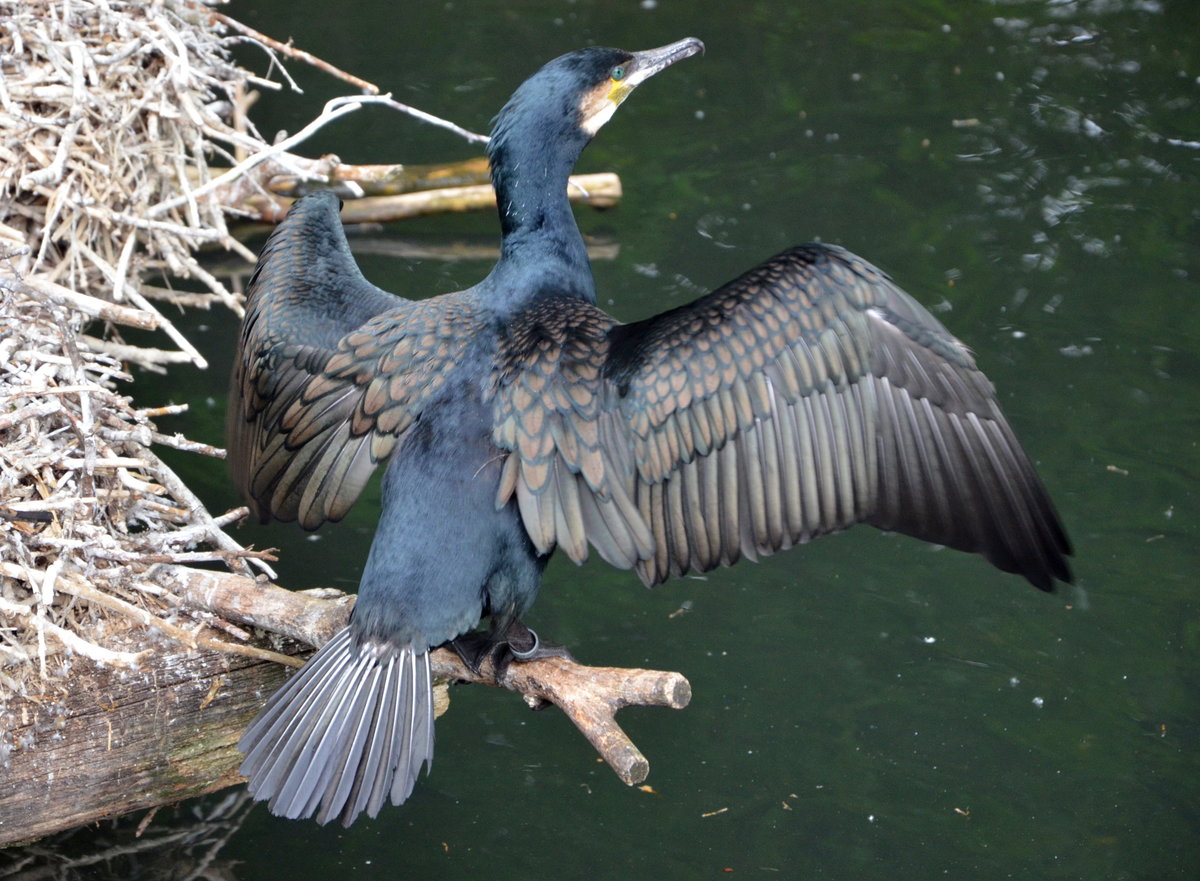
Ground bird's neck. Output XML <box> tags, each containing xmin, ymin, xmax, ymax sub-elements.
<box><xmin>485</xmin><ymin>136</ymin><xmax>595</xmax><ymax>311</ymax></box>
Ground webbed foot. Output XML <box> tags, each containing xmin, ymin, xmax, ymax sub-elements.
<box><xmin>449</xmin><ymin>631</ymin><xmax>498</xmax><ymax>677</ymax></box>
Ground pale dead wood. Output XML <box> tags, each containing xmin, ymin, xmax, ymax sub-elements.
<box><xmin>21</xmin><ymin>277</ymin><xmax>160</xmax><ymax>331</ymax></box>
<box><xmin>442</xmin><ymin>652</ymin><xmax>691</xmax><ymax>786</ymax></box>
<box><xmin>0</xmin><ymin>639</ymin><xmax>301</xmax><ymax>848</ymax></box>
<box><xmin>203</xmin><ymin>7</ymin><xmax>381</xmax><ymax>95</ymax></box>
<box><xmin>166</xmin><ymin>568</ymin><xmax>353</xmax><ymax>650</ymax></box>
<box><xmin>0</xmin><ymin>278</ymin><xmax>273</xmax><ymax>690</ymax></box>
<box><xmin>266</xmin><ymin>156</ymin><xmax>495</xmax><ymax>197</ymax></box>
<box><xmin>0</xmin><ymin>566</ymin><xmax>689</xmax><ymax>847</ymax></box>
<box><xmin>236</xmin><ymin>172</ymin><xmax>623</xmax><ymax>224</ymax></box>
<box><xmin>332</xmin><ymin>172</ymin><xmax>623</xmax><ymax>222</ymax></box>
<box><xmin>168</xmin><ymin>567</ymin><xmax>690</xmax><ymax>785</ymax></box>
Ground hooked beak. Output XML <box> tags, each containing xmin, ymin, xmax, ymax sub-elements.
<box><xmin>624</xmin><ymin>37</ymin><xmax>706</xmax><ymax>88</ymax></box>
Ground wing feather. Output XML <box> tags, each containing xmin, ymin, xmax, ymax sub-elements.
<box><xmin>493</xmin><ymin>244</ymin><xmax>1071</xmax><ymax>590</ymax></box>
<box><xmin>228</xmin><ymin>193</ymin><xmax>475</xmax><ymax>528</ymax></box>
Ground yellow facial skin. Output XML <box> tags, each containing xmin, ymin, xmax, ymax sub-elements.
<box><xmin>607</xmin><ymin>76</ymin><xmax>633</xmax><ymax>105</ymax></box>
<box><xmin>580</xmin><ymin>72</ymin><xmax>631</xmax><ymax>135</ymax></box>
<box><xmin>576</xmin><ymin>39</ymin><xmax>704</xmax><ymax>136</ymax></box>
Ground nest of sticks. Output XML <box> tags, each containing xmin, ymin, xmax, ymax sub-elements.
<box><xmin>0</xmin><ymin>0</ymin><xmax>295</xmax><ymax>696</ymax></box>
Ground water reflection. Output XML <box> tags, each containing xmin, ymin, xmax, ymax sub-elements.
<box><xmin>0</xmin><ymin>792</ymin><xmax>255</xmax><ymax>881</ymax></box>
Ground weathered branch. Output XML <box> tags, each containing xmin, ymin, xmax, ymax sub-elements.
<box><xmin>267</xmin><ymin>156</ymin><xmax>494</xmax><ymax>198</ymax></box>
<box><xmin>228</xmin><ymin>166</ymin><xmax>623</xmax><ymax>224</ymax></box>
<box><xmin>168</xmin><ymin>567</ymin><xmax>690</xmax><ymax>785</ymax></box>
<box><xmin>0</xmin><ymin>566</ymin><xmax>689</xmax><ymax>845</ymax></box>
<box><xmin>439</xmin><ymin>651</ymin><xmax>691</xmax><ymax>786</ymax></box>
<box><xmin>203</xmin><ymin>7</ymin><xmax>381</xmax><ymax>95</ymax></box>
<box><xmin>166</xmin><ymin>567</ymin><xmax>351</xmax><ymax>650</ymax></box>
<box><xmin>22</xmin><ymin>276</ymin><xmax>160</xmax><ymax>331</ymax></box>
<box><xmin>0</xmin><ymin>631</ymin><xmax>299</xmax><ymax>847</ymax></box>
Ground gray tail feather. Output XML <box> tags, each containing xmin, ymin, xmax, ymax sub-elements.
<box><xmin>238</xmin><ymin>628</ymin><xmax>435</xmax><ymax>826</ymax></box>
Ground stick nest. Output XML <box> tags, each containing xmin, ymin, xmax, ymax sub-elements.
<box><xmin>0</xmin><ymin>0</ymin><xmax>286</xmax><ymax>697</ymax></box>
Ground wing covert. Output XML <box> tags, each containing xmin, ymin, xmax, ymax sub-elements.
<box><xmin>493</xmin><ymin>244</ymin><xmax>1071</xmax><ymax>590</ymax></box>
<box><xmin>228</xmin><ymin>193</ymin><xmax>476</xmax><ymax>529</ymax></box>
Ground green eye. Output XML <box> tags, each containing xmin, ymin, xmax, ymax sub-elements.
<box><xmin>611</xmin><ymin>65</ymin><xmax>626</xmax><ymax>81</ymax></box>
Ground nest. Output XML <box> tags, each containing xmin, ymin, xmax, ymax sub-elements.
<box><xmin>0</xmin><ymin>0</ymin><xmax>295</xmax><ymax>696</ymax></box>
<box><xmin>0</xmin><ymin>0</ymin><xmax>531</xmax><ymax>707</ymax></box>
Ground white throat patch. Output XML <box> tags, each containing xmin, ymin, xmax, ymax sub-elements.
<box><xmin>581</xmin><ymin>99</ymin><xmax>619</xmax><ymax>136</ymax></box>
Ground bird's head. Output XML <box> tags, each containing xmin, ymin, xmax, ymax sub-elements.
<box><xmin>488</xmin><ymin>38</ymin><xmax>704</xmax><ymax>165</ymax></box>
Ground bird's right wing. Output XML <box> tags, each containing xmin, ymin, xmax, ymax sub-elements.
<box><xmin>493</xmin><ymin>244</ymin><xmax>1071</xmax><ymax>590</ymax></box>
<box><xmin>228</xmin><ymin>192</ymin><xmax>474</xmax><ymax>528</ymax></box>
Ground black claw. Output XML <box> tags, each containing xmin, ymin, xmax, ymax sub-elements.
<box><xmin>503</xmin><ymin>619</ymin><xmax>576</xmax><ymax>664</ymax></box>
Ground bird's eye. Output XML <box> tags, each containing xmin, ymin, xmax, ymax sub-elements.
<box><xmin>611</xmin><ymin>65</ymin><xmax>626</xmax><ymax>82</ymax></box>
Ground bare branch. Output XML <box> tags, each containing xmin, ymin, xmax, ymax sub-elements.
<box><xmin>168</xmin><ymin>568</ymin><xmax>691</xmax><ymax>785</ymax></box>
<box><xmin>355</xmin><ymin>94</ymin><xmax>490</xmax><ymax>145</ymax></box>
<box><xmin>206</xmin><ymin>8</ymin><xmax>381</xmax><ymax>95</ymax></box>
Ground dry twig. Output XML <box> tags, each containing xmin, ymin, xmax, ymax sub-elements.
<box><xmin>0</xmin><ymin>0</ymin><xmax>304</xmax><ymax>699</ymax></box>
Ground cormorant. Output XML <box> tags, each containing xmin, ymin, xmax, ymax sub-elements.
<box><xmin>229</xmin><ymin>37</ymin><xmax>1071</xmax><ymax>827</ymax></box>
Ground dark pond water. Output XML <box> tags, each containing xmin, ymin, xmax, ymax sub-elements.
<box><xmin>14</xmin><ymin>0</ymin><xmax>1200</xmax><ymax>878</ymax></box>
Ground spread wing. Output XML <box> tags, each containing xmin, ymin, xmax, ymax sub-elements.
<box><xmin>493</xmin><ymin>244</ymin><xmax>1072</xmax><ymax>590</ymax></box>
<box><xmin>228</xmin><ymin>192</ymin><xmax>475</xmax><ymax>528</ymax></box>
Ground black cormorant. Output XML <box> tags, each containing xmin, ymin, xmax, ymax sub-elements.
<box><xmin>230</xmin><ymin>38</ymin><xmax>1071</xmax><ymax>826</ymax></box>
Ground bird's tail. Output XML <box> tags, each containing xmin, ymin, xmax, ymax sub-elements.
<box><xmin>238</xmin><ymin>628</ymin><xmax>435</xmax><ymax>826</ymax></box>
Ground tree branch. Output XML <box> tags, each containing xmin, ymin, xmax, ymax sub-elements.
<box><xmin>444</xmin><ymin>652</ymin><xmax>691</xmax><ymax>785</ymax></box>
<box><xmin>167</xmin><ymin>566</ymin><xmax>689</xmax><ymax>785</ymax></box>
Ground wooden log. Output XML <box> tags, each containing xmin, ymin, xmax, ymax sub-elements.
<box><xmin>199</xmin><ymin>154</ymin><xmax>623</xmax><ymax>224</ymax></box>
<box><xmin>169</xmin><ymin>568</ymin><xmax>690</xmax><ymax>784</ymax></box>
<box><xmin>0</xmin><ymin>567</ymin><xmax>689</xmax><ymax>846</ymax></box>
<box><xmin>0</xmin><ymin>637</ymin><xmax>299</xmax><ymax>847</ymax></box>
<box><xmin>239</xmin><ymin>172</ymin><xmax>622</xmax><ymax>224</ymax></box>
<box><xmin>267</xmin><ymin>156</ymin><xmax>494</xmax><ymax>197</ymax></box>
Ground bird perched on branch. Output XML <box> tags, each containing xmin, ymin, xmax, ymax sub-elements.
<box><xmin>229</xmin><ymin>37</ymin><xmax>1071</xmax><ymax>826</ymax></box>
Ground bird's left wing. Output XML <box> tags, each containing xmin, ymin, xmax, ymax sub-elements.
<box><xmin>492</xmin><ymin>244</ymin><xmax>1071</xmax><ymax>590</ymax></box>
<box><xmin>492</xmin><ymin>297</ymin><xmax>656</xmax><ymax>570</ymax></box>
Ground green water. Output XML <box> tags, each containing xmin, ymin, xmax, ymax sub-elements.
<box><xmin>12</xmin><ymin>0</ymin><xmax>1199</xmax><ymax>878</ymax></box>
